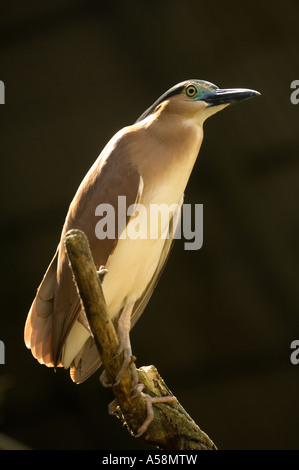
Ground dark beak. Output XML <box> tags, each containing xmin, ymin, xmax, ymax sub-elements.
<box><xmin>203</xmin><ymin>88</ymin><xmax>260</xmax><ymax>106</ymax></box>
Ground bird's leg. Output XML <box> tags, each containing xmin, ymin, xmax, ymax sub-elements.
<box><xmin>99</xmin><ymin>300</ymin><xmax>137</xmax><ymax>388</ymax></box>
<box><xmin>115</xmin><ymin>301</ymin><xmax>137</xmax><ymax>386</ymax></box>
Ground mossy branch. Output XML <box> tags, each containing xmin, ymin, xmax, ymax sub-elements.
<box><xmin>64</xmin><ymin>229</ymin><xmax>217</xmax><ymax>450</ymax></box>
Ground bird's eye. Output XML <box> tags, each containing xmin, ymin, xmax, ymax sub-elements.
<box><xmin>185</xmin><ymin>85</ymin><xmax>197</xmax><ymax>98</ymax></box>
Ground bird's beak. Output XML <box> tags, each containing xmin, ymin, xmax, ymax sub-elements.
<box><xmin>203</xmin><ymin>88</ymin><xmax>260</xmax><ymax>107</ymax></box>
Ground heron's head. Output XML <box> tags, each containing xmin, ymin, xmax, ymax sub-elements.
<box><xmin>137</xmin><ymin>79</ymin><xmax>260</xmax><ymax>127</ymax></box>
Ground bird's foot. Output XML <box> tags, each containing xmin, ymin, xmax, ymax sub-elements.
<box><xmin>114</xmin><ymin>302</ymin><xmax>136</xmax><ymax>386</ymax></box>
<box><xmin>134</xmin><ymin>384</ymin><xmax>177</xmax><ymax>438</ymax></box>
<box><xmin>105</xmin><ymin>382</ymin><xmax>177</xmax><ymax>438</ymax></box>
<box><xmin>99</xmin><ymin>369</ymin><xmax>112</xmax><ymax>388</ymax></box>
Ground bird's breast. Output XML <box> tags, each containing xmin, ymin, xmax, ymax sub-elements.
<box><xmin>101</xmin><ymin>122</ymin><xmax>203</xmax><ymax>319</ymax></box>
<box><xmin>102</xmin><ymin>166</ymin><xmax>190</xmax><ymax>318</ymax></box>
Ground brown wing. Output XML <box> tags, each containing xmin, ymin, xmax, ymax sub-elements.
<box><xmin>25</xmin><ymin>134</ymin><xmax>142</xmax><ymax>370</ymax></box>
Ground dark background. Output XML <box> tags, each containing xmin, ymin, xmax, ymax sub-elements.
<box><xmin>0</xmin><ymin>0</ymin><xmax>299</xmax><ymax>450</ymax></box>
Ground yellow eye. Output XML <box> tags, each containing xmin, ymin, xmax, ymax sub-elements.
<box><xmin>186</xmin><ymin>85</ymin><xmax>197</xmax><ymax>98</ymax></box>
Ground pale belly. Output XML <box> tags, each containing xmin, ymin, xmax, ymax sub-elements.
<box><xmin>103</xmin><ymin>182</ymin><xmax>183</xmax><ymax>318</ymax></box>
<box><xmin>103</xmin><ymin>235</ymin><xmax>166</xmax><ymax>318</ymax></box>
<box><xmin>63</xmin><ymin>177</ymin><xmax>186</xmax><ymax>367</ymax></box>
<box><xmin>62</xmin><ymin>198</ymin><xmax>179</xmax><ymax>367</ymax></box>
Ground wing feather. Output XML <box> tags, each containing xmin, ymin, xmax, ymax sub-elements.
<box><xmin>25</xmin><ymin>134</ymin><xmax>142</xmax><ymax>370</ymax></box>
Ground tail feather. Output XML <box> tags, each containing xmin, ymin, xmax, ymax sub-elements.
<box><xmin>24</xmin><ymin>249</ymin><xmax>59</xmax><ymax>367</ymax></box>
<box><xmin>70</xmin><ymin>337</ymin><xmax>102</xmax><ymax>384</ymax></box>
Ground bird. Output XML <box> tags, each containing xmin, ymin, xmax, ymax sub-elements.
<box><xmin>24</xmin><ymin>79</ymin><xmax>259</xmax><ymax>384</ymax></box>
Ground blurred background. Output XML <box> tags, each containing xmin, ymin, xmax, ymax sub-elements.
<box><xmin>0</xmin><ymin>0</ymin><xmax>299</xmax><ymax>450</ymax></box>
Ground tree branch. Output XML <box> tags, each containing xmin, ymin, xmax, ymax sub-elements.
<box><xmin>64</xmin><ymin>229</ymin><xmax>217</xmax><ymax>450</ymax></box>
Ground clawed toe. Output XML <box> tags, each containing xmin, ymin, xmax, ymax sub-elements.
<box><xmin>100</xmin><ymin>370</ymin><xmax>113</xmax><ymax>388</ymax></box>
<box><xmin>135</xmin><ymin>390</ymin><xmax>177</xmax><ymax>438</ymax></box>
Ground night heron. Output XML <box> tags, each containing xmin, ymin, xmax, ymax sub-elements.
<box><xmin>25</xmin><ymin>79</ymin><xmax>259</xmax><ymax>384</ymax></box>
